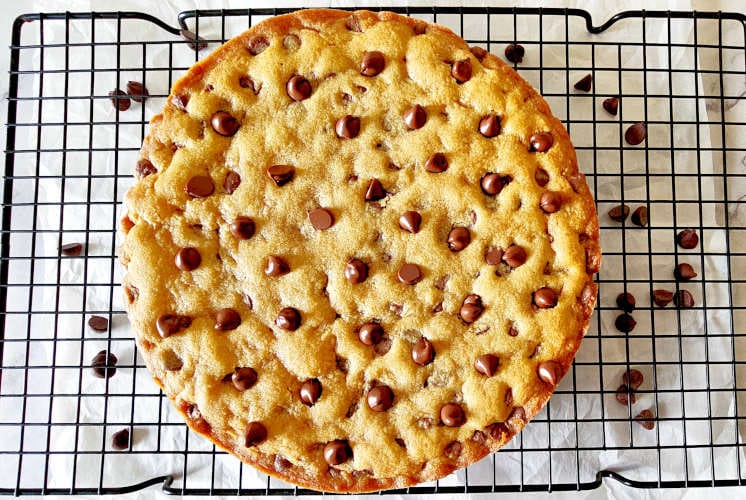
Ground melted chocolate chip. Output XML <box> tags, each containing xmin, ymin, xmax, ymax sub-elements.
<box><xmin>425</xmin><ymin>153</ymin><xmax>448</xmax><ymax>173</ymax></box>
<box><xmin>616</xmin><ymin>384</ymin><xmax>636</xmax><ymax>405</ymax></box>
<box><xmin>447</xmin><ymin>227</ymin><xmax>471</xmax><ymax>252</ymax></box>
<box><xmin>364</xmin><ymin>179</ymin><xmax>386</xmax><ymax>201</ymax></box>
<box><xmin>451</xmin><ymin>59</ymin><xmax>472</xmax><ymax>83</ymax></box>
<box><xmin>479</xmin><ymin>114</ymin><xmax>501</xmax><ymax>138</ymax></box>
<box><xmin>175</xmin><ymin>247</ymin><xmax>201</xmax><ymax>271</ymax></box>
<box><xmin>412</xmin><ymin>337</ymin><xmax>434</xmax><ymax>366</ymax></box>
<box><xmin>247</xmin><ymin>36</ymin><xmax>269</xmax><ymax>55</ymax></box>
<box><xmin>267</xmin><ymin>165</ymin><xmax>295</xmax><ymax>186</ymax></box>
<box><xmin>529</xmin><ymin>132</ymin><xmax>554</xmax><ymax>152</ymax></box>
<box><xmin>533</xmin><ymin>287</ymin><xmax>558</xmax><ymax>308</ymax></box>
<box><xmin>308</xmin><ymin>208</ymin><xmax>334</xmax><ymax>230</ymax></box>
<box><xmin>300</xmin><ymin>378</ymin><xmax>322</xmax><ymax>406</ymax></box>
<box><xmin>230</xmin><ymin>216</ymin><xmax>255</xmax><ymax>239</ymax></box>
<box><xmin>360</xmin><ymin>51</ymin><xmax>385</xmax><ymax>76</ymax></box>
<box><xmin>574</xmin><ymin>73</ymin><xmax>593</xmax><ymax>92</ymax></box>
<box><xmin>537</xmin><ymin>360</ymin><xmax>562</xmax><ymax>386</ymax></box>
<box><xmin>276</xmin><ymin>307</ymin><xmax>301</xmax><ymax>331</ymax></box>
<box><xmin>485</xmin><ymin>247</ymin><xmax>503</xmax><ymax>265</ymax></box>
<box><xmin>335</xmin><ymin>115</ymin><xmax>361</xmax><ymax>139</ymax></box>
<box><xmin>214</xmin><ymin>308</ymin><xmax>241</xmax><ymax>331</ymax></box>
<box><xmin>404</xmin><ymin>104</ymin><xmax>427</xmax><ymax>130</ymax></box>
<box><xmin>399</xmin><ymin>211</ymin><xmax>422</xmax><ymax>233</ymax></box>
<box><xmin>398</xmin><ymin>263</ymin><xmax>422</xmax><ymax>285</ymax></box>
<box><xmin>136</xmin><ymin>159</ymin><xmax>156</xmax><ymax>178</ymax></box>
<box><xmin>358</xmin><ymin>322</ymin><xmax>383</xmax><ymax>346</ymax></box>
<box><xmin>156</xmin><ymin>314</ymin><xmax>192</xmax><ymax>338</ymax></box>
<box><xmin>345</xmin><ymin>258</ymin><xmax>368</xmax><ymax>284</ymax></box>
<box><xmin>625</xmin><ymin>122</ymin><xmax>647</xmax><ymax>145</ymax></box>
<box><xmin>324</xmin><ymin>440</ymin><xmax>351</xmax><ymax>465</ymax></box>
<box><xmin>367</xmin><ymin>385</ymin><xmax>394</xmax><ymax>412</ymax></box>
<box><xmin>440</xmin><ymin>403</ymin><xmax>466</xmax><ymax>427</ymax></box>
<box><xmin>502</xmin><ymin>245</ymin><xmax>527</xmax><ymax>268</ymax></box>
<box><xmin>211</xmin><ymin>111</ymin><xmax>240</xmax><ymax>136</ymax></box>
<box><xmin>232</xmin><ymin>367</ymin><xmax>257</xmax><ymax>391</ymax></box>
<box><xmin>244</xmin><ymin>421</ymin><xmax>267</xmax><ymax>446</ymax></box>
<box><xmin>265</xmin><ymin>255</ymin><xmax>290</xmax><ymax>277</ymax></box>
<box><xmin>459</xmin><ymin>294</ymin><xmax>484</xmax><ymax>323</ymax></box>
<box><xmin>535</xmin><ymin>168</ymin><xmax>550</xmax><ymax>187</ymax></box>
<box><xmin>635</xmin><ymin>409</ymin><xmax>655</xmax><ymax>430</ymax></box>
<box><xmin>603</xmin><ymin>97</ymin><xmax>619</xmax><ymax>115</ymax></box>
<box><xmin>505</xmin><ymin>44</ymin><xmax>525</xmax><ymax>63</ymax></box>
<box><xmin>185</xmin><ymin>175</ymin><xmax>215</xmax><ymax>198</ymax></box>
<box><xmin>474</xmin><ymin>354</ymin><xmax>499</xmax><ymax>377</ymax></box>
<box><xmin>286</xmin><ymin>75</ymin><xmax>312</xmax><ymax>101</ymax></box>
<box><xmin>239</xmin><ymin>75</ymin><xmax>258</xmax><ymax>93</ymax></box>
<box><xmin>540</xmin><ymin>191</ymin><xmax>562</xmax><ymax>213</ymax></box>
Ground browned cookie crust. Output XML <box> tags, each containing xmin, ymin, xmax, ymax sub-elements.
<box><xmin>119</xmin><ymin>9</ymin><xmax>600</xmax><ymax>493</ymax></box>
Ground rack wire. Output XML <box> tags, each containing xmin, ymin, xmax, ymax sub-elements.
<box><xmin>1</xmin><ymin>6</ymin><xmax>745</xmax><ymax>495</ymax></box>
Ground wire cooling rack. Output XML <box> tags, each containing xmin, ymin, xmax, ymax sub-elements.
<box><xmin>1</xmin><ymin>6</ymin><xmax>745</xmax><ymax>496</ymax></box>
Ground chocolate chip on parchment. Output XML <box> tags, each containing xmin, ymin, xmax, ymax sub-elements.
<box><xmin>674</xmin><ymin>263</ymin><xmax>697</xmax><ymax>281</ymax></box>
<box><xmin>603</xmin><ymin>97</ymin><xmax>619</xmax><ymax>115</ymax></box>
<box><xmin>615</xmin><ymin>313</ymin><xmax>637</xmax><ymax>333</ymax></box>
<box><xmin>615</xmin><ymin>384</ymin><xmax>636</xmax><ymax>405</ymax></box>
<box><xmin>616</xmin><ymin>292</ymin><xmax>636</xmax><ymax>313</ymax></box>
<box><xmin>635</xmin><ymin>409</ymin><xmax>655</xmax><ymax>430</ymax></box>
<box><xmin>125</xmin><ymin>81</ymin><xmax>149</xmax><ymax>103</ymax></box>
<box><xmin>175</xmin><ymin>247</ymin><xmax>201</xmax><ymax>271</ymax></box>
<box><xmin>179</xmin><ymin>29</ymin><xmax>207</xmax><ymax>51</ymax></box>
<box><xmin>631</xmin><ymin>206</ymin><xmax>648</xmax><ymax>226</ymax></box>
<box><xmin>608</xmin><ymin>204</ymin><xmax>630</xmax><ymax>222</ymax></box>
<box><xmin>88</xmin><ymin>315</ymin><xmax>108</xmax><ymax>332</ymax></box>
<box><xmin>504</xmin><ymin>44</ymin><xmax>525</xmax><ymax>63</ymax></box>
<box><xmin>91</xmin><ymin>350</ymin><xmax>117</xmax><ymax>379</ymax></box>
<box><xmin>623</xmin><ymin>369</ymin><xmax>644</xmax><ymax>390</ymax></box>
<box><xmin>653</xmin><ymin>289</ymin><xmax>674</xmax><ymax>307</ymax></box>
<box><xmin>108</xmin><ymin>89</ymin><xmax>130</xmax><ymax>111</ymax></box>
<box><xmin>677</xmin><ymin>229</ymin><xmax>699</xmax><ymax>249</ymax></box>
<box><xmin>625</xmin><ymin>122</ymin><xmax>647</xmax><ymax>145</ymax></box>
<box><xmin>112</xmin><ymin>428</ymin><xmax>130</xmax><ymax>450</ymax></box>
<box><xmin>574</xmin><ymin>73</ymin><xmax>593</xmax><ymax>92</ymax></box>
<box><xmin>674</xmin><ymin>290</ymin><xmax>695</xmax><ymax>308</ymax></box>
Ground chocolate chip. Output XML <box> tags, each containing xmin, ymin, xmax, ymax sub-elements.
<box><xmin>677</xmin><ymin>229</ymin><xmax>699</xmax><ymax>249</ymax></box>
<box><xmin>451</xmin><ymin>59</ymin><xmax>472</xmax><ymax>83</ymax></box>
<box><xmin>247</xmin><ymin>36</ymin><xmax>269</xmax><ymax>55</ymax></box>
<box><xmin>265</xmin><ymin>255</ymin><xmax>290</xmax><ymax>277</ymax></box>
<box><xmin>533</xmin><ymin>287</ymin><xmax>558</xmax><ymax>308</ymax></box>
<box><xmin>485</xmin><ymin>247</ymin><xmax>504</xmax><ymax>265</ymax></box>
<box><xmin>616</xmin><ymin>384</ymin><xmax>636</xmax><ymax>405</ymax></box>
<box><xmin>675</xmin><ymin>263</ymin><xmax>697</xmax><ymax>281</ymax></box>
<box><xmin>540</xmin><ymin>192</ymin><xmax>562</xmax><ymax>213</ymax></box>
<box><xmin>535</xmin><ymin>168</ymin><xmax>550</xmax><ymax>187</ymax></box>
<box><xmin>459</xmin><ymin>294</ymin><xmax>484</xmax><ymax>323</ymax></box>
<box><xmin>478</xmin><ymin>114</ymin><xmax>501</xmax><ymax>138</ymax></box>
<box><xmin>537</xmin><ymin>360</ymin><xmax>562</xmax><ymax>386</ymax></box>
<box><xmin>674</xmin><ymin>290</ymin><xmax>695</xmax><ymax>308</ymax></box>
<box><xmin>232</xmin><ymin>367</ymin><xmax>257</xmax><ymax>391</ymax></box>
<box><xmin>239</xmin><ymin>75</ymin><xmax>258</xmax><ymax>93</ymax></box>
<box><xmin>211</xmin><ymin>111</ymin><xmax>240</xmax><ymax>136</ymax></box>
<box><xmin>502</xmin><ymin>245</ymin><xmax>527</xmax><ymax>268</ymax></box>
<box><xmin>447</xmin><ymin>227</ymin><xmax>471</xmax><ymax>252</ymax></box>
<box><xmin>603</xmin><ymin>97</ymin><xmax>619</xmax><ymax>115</ymax></box>
<box><xmin>324</xmin><ymin>440</ymin><xmax>351</xmax><ymax>465</ymax></box>
<box><xmin>185</xmin><ymin>175</ymin><xmax>214</xmax><ymax>198</ymax></box>
<box><xmin>470</xmin><ymin>46</ymin><xmax>488</xmax><ymax>61</ymax></box>
<box><xmin>244</xmin><ymin>421</ymin><xmax>267</xmax><ymax>446</ymax></box>
<box><xmin>300</xmin><ymin>378</ymin><xmax>322</xmax><ymax>406</ymax></box>
<box><xmin>625</xmin><ymin>122</ymin><xmax>647</xmax><ymax>145</ymax></box>
<box><xmin>156</xmin><ymin>314</ymin><xmax>191</xmax><ymax>338</ymax></box>
<box><xmin>175</xmin><ymin>247</ymin><xmax>201</xmax><ymax>271</ymax></box>
<box><xmin>412</xmin><ymin>337</ymin><xmax>434</xmax><ymax>366</ymax></box>
<box><xmin>88</xmin><ymin>315</ymin><xmax>108</xmax><ymax>332</ymax></box>
<box><xmin>367</xmin><ymin>385</ymin><xmax>394</xmax><ymax>412</ymax></box>
<box><xmin>125</xmin><ymin>81</ymin><xmax>148</xmax><ymax>103</ymax></box>
<box><xmin>504</xmin><ymin>44</ymin><xmax>525</xmax><ymax>63</ymax></box>
<box><xmin>179</xmin><ymin>29</ymin><xmax>207</xmax><ymax>51</ymax></box>
<box><xmin>308</xmin><ymin>208</ymin><xmax>334</xmax><ymax>230</ymax></box>
<box><xmin>171</xmin><ymin>95</ymin><xmax>189</xmax><ymax>113</ymax></box>
<box><xmin>615</xmin><ymin>313</ymin><xmax>637</xmax><ymax>333</ymax></box>
<box><xmin>360</xmin><ymin>51</ymin><xmax>385</xmax><ymax>76</ymax></box>
<box><xmin>399</xmin><ymin>211</ymin><xmax>422</xmax><ymax>233</ymax></box>
<box><xmin>623</xmin><ymin>368</ymin><xmax>644</xmax><ymax>390</ymax></box>
<box><xmin>653</xmin><ymin>289</ymin><xmax>674</xmax><ymax>307</ymax></box>
<box><xmin>112</xmin><ymin>428</ymin><xmax>130</xmax><ymax>450</ymax></box>
<box><xmin>365</xmin><ymin>179</ymin><xmax>385</xmax><ymax>201</ymax></box>
<box><xmin>91</xmin><ymin>350</ymin><xmax>117</xmax><ymax>378</ymax></box>
<box><xmin>404</xmin><ymin>104</ymin><xmax>427</xmax><ymax>130</ymax></box>
<box><xmin>398</xmin><ymin>263</ymin><xmax>422</xmax><ymax>285</ymax></box>
<box><xmin>283</xmin><ymin>33</ymin><xmax>301</xmax><ymax>51</ymax></box>
<box><xmin>335</xmin><ymin>115</ymin><xmax>361</xmax><ymax>139</ymax></box>
<box><xmin>481</xmin><ymin>173</ymin><xmax>504</xmax><ymax>195</ymax></box>
<box><xmin>230</xmin><ymin>216</ymin><xmax>255</xmax><ymax>240</ymax></box>
<box><xmin>440</xmin><ymin>403</ymin><xmax>466</xmax><ymax>427</ymax></box>
<box><xmin>274</xmin><ymin>454</ymin><xmax>292</xmax><ymax>472</ymax></box>
<box><xmin>358</xmin><ymin>322</ymin><xmax>383</xmax><ymax>346</ymax></box>
<box><xmin>474</xmin><ymin>354</ymin><xmax>499</xmax><ymax>377</ymax></box>
<box><xmin>276</xmin><ymin>307</ymin><xmax>301</xmax><ymax>331</ymax></box>
<box><xmin>635</xmin><ymin>409</ymin><xmax>655</xmax><ymax>430</ymax></box>
<box><xmin>136</xmin><ymin>159</ymin><xmax>156</xmax><ymax>179</ymax></box>
<box><xmin>574</xmin><ymin>73</ymin><xmax>593</xmax><ymax>92</ymax></box>
<box><xmin>223</xmin><ymin>171</ymin><xmax>241</xmax><ymax>194</ymax></box>
<box><xmin>444</xmin><ymin>440</ymin><xmax>462</xmax><ymax>459</ymax></box>
<box><xmin>631</xmin><ymin>206</ymin><xmax>648</xmax><ymax>226</ymax></box>
<box><xmin>374</xmin><ymin>338</ymin><xmax>392</xmax><ymax>356</ymax></box>
<box><xmin>282</xmin><ymin>75</ymin><xmax>312</xmax><ymax>102</ymax></box>
<box><xmin>108</xmin><ymin>89</ymin><xmax>130</xmax><ymax>111</ymax></box>
<box><xmin>425</xmin><ymin>153</ymin><xmax>448</xmax><ymax>173</ymax></box>
<box><xmin>345</xmin><ymin>15</ymin><xmax>362</xmax><ymax>32</ymax></box>
<box><xmin>345</xmin><ymin>258</ymin><xmax>368</xmax><ymax>284</ymax></box>
<box><xmin>616</xmin><ymin>292</ymin><xmax>636</xmax><ymax>313</ymax></box>
<box><xmin>267</xmin><ymin>165</ymin><xmax>295</xmax><ymax>186</ymax></box>
<box><xmin>529</xmin><ymin>132</ymin><xmax>553</xmax><ymax>152</ymax></box>
<box><xmin>214</xmin><ymin>308</ymin><xmax>241</xmax><ymax>331</ymax></box>
<box><xmin>608</xmin><ymin>204</ymin><xmax>630</xmax><ymax>222</ymax></box>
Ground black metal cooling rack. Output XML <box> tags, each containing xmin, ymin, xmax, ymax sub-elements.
<box><xmin>1</xmin><ymin>6</ymin><xmax>745</xmax><ymax>496</ymax></box>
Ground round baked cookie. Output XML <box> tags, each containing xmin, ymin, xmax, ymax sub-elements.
<box><xmin>119</xmin><ymin>8</ymin><xmax>600</xmax><ymax>493</ymax></box>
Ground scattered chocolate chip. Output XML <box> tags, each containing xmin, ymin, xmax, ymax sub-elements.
<box><xmin>675</xmin><ymin>263</ymin><xmax>697</xmax><ymax>281</ymax></box>
<box><xmin>478</xmin><ymin>114</ymin><xmax>501</xmax><ymax>138</ymax></box>
<box><xmin>481</xmin><ymin>173</ymin><xmax>504</xmax><ymax>195</ymax></box>
<box><xmin>300</xmin><ymin>378</ymin><xmax>322</xmax><ymax>406</ymax></box>
<box><xmin>267</xmin><ymin>165</ymin><xmax>295</xmax><ymax>186</ymax></box>
<box><xmin>616</xmin><ymin>292</ymin><xmax>636</xmax><ymax>313</ymax></box>
<box><xmin>214</xmin><ymin>308</ymin><xmax>241</xmax><ymax>331</ymax></box>
<box><xmin>175</xmin><ymin>247</ymin><xmax>201</xmax><ymax>271</ymax></box>
<box><xmin>623</xmin><ymin>369</ymin><xmax>644</xmax><ymax>390</ymax></box>
<box><xmin>608</xmin><ymin>204</ymin><xmax>630</xmax><ymax>222</ymax></box>
<box><xmin>653</xmin><ymin>289</ymin><xmax>674</xmax><ymax>307</ymax></box>
<box><xmin>335</xmin><ymin>115</ymin><xmax>361</xmax><ymax>139</ymax></box>
<box><xmin>125</xmin><ymin>81</ymin><xmax>148</xmax><ymax>103</ymax></box>
<box><xmin>247</xmin><ymin>36</ymin><xmax>269</xmax><ymax>55</ymax></box>
<box><xmin>625</xmin><ymin>122</ymin><xmax>647</xmax><ymax>145</ymax></box>
<box><xmin>345</xmin><ymin>258</ymin><xmax>368</xmax><ymax>284</ymax></box>
<box><xmin>502</xmin><ymin>245</ymin><xmax>527</xmax><ymax>268</ymax></box>
<box><xmin>631</xmin><ymin>206</ymin><xmax>648</xmax><ymax>226</ymax></box>
<box><xmin>440</xmin><ymin>403</ymin><xmax>466</xmax><ymax>427</ymax></box>
<box><xmin>265</xmin><ymin>255</ymin><xmax>290</xmax><ymax>277</ymax></box>
<box><xmin>108</xmin><ymin>89</ymin><xmax>130</xmax><ymax>111</ymax></box>
<box><xmin>459</xmin><ymin>294</ymin><xmax>484</xmax><ymax>323</ymax></box>
<box><xmin>447</xmin><ymin>227</ymin><xmax>471</xmax><ymax>252</ymax></box>
<box><xmin>308</xmin><ymin>208</ymin><xmax>334</xmax><ymax>230</ymax></box>
<box><xmin>635</xmin><ymin>409</ymin><xmax>655</xmax><ymax>430</ymax></box>
<box><xmin>324</xmin><ymin>440</ymin><xmax>351</xmax><ymax>465</ymax></box>
<box><xmin>537</xmin><ymin>360</ymin><xmax>562</xmax><ymax>386</ymax></box>
<box><xmin>404</xmin><ymin>104</ymin><xmax>427</xmax><ymax>130</ymax></box>
<box><xmin>84</xmin><ymin>315</ymin><xmax>107</xmax><ymax>334</ymax></box>
<box><xmin>230</xmin><ymin>216</ymin><xmax>255</xmax><ymax>240</ymax></box>
<box><xmin>534</xmin><ymin>168</ymin><xmax>550</xmax><ymax>187</ymax></box>
<box><xmin>185</xmin><ymin>175</ymin><xmax>214</xmax><ymax>198</ymax></box>
<box><xmin>367</xmin><ymin>385</ymin><xmax>394</xmax><ymax>412</ymax></box>
<box><xmin>615</xmin><ymin>313</ymin><xmax>637</xmax><ymax>333</ymax></box>
<box><xmin>180</xmin><ymin>29</ymin><xmax>207</xmax><ymax>51</ymax></box>
<box><xmin>603</xmin><ymin>97</ymin><xmax>619</xmax><ymax>115</ymax></box>
<box><xmin>451</xmin><ymin>59</ymin><xmax>472</xmax><ymax>83</ymax></box>
<box><xmin>485</xmin><ymin>247</ymin><xmax>504</xmax><ymax>265</ymax></box>
<box><xmin>533</xmin><ymin>287</ymin><xmax>558</xmax><ymax>308</ymax></box>
<box><xmin>674</xmin><ymin>290</ymin><xmax>695</xmax><ymax>308</ymax></box>
<box><xmin>615</xmin><ymin>384</ymin><xmax>636</xmax><ymax>405</ymax></box>
<box><xmin>529</xmin><ymin>132</ymin><xmax>553</xmax><ymax>153</ymax></box>
<box><xmin>112</xmin><ymin>428</ymin><xmax>130</xmax><ymax>450</ymax></box>
<box><xmin>504</xmin><ymin>44</ymin><xmax>525</xmax><ymax>63</ymax></box>
<box><xmin>360</xmin><ymin>51</ymin><xmax>385</xmax><ymax>76</ymax></box>
<box><xmin>91</xmin><ymin>350</ymin><xmax>117</xmax><ymax>378</ymax></box>
<box><xmin>425</xmin><ymin>153</ymin><xmax>448</xmax><ymax>173</ymax></box>
<box><xmin>276</xmin><ymin>307</ymin><xmax>301</xmax><ymax>331</ymax></box>
<box><xmin>399</xmin><ymin>211</ymin><xmax>422</xmax><ymax>233</ymax></box>
<box><xmin>358</xmin><ymin>322</ymin><xmax>383</xmax><ymax>346</ymax></box>
<box><xmin>365</xmin><ymin>179</ymin><xmax>386</xmax><ymax>201</ymax></box>
<box><xmin>398</xmin><ymin>263</ymin><xmax>422</xmax><ymax>285</ymax></box>
<box><xmin>156</xmin><ymin>314</ymin><xmax>191</xmax><ymax>338</ymax></box>
<box><xmin>244</xmin><ymin>421</ymin><xmax>267</xmax><ymax>446</ymax></box>
<box><xmin>677</xmin><ymin>229</ymin><xmax>699</xmax><ymax>249</ymax></box>
<box><xmin>540</xmin><ymin>192</ymin><xmax>562</xmax><ymax>213</ymax></box>
<box><xmin>223</xmin><ymin>171</ymin><xmax>241</xmax><ymax>194</ymax></box>
<box><xmin>285</xmin><ymin>74</ymin><xmax>312</xmax><ymax>102</ymax></box>
<box><xmin>412</xmin><ymin>337</ymin><xmax>434</xmax><ymax>366</ymax></box>
<box><xmin>574</xmin><ymin>73</ymin><xmax>593</xmax><ymax>92</ymax></box>
<box><xmin>232</xmin><ymin>367</ymin><xmax>258</xmax><ymax>391</ymax></box>
<box><xmin>474</xmin><ymin>354</ymin><xmax>499</xmax><ymax>377</ymax></box>
<box><xmin>211</xmin><ymin>111</ymin><xmax>240</xmax><ymax>136</ymax></box>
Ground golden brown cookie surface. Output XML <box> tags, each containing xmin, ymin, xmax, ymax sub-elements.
<box><xmin>120</xmin><ymin>9</ymin><xmax>600</xmax><ymax>493</ymax></box>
